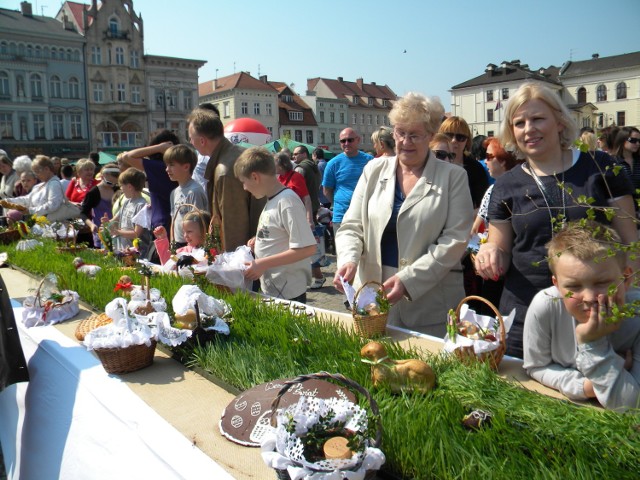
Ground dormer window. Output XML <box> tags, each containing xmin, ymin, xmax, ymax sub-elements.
<box><xmin>282</xmin><ymin>94</ymin><xmax>292</xmax><ymax>103</ymax></box>
<box><xmin>353</xmin><ymin>95</ymin><xmax>360</xmax><ymax>104</ymax></box>
<box><xmin>109</xmin><ymin>18</ymin><xmax>119</xmax><ymax>35</ymax></box>
<box><xmin>368</xmin><ymin>97</ymin><xmax>374</xmax><ymax>105</ymax></box>
<box><xmin>382</xmin><ymin>99</ymin><xmax>389</xmax><ymax>107</ymax></box>
<box><xmin>288</xmin><ymin>111</ymin><xmax>303</xmax><ymax>121</ymax></box>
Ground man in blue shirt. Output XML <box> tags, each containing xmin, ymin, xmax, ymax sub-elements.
<box><xmin>322</xmin><ymin>128</ymin><xmax>373</xmax><ymax>231</ymax></box>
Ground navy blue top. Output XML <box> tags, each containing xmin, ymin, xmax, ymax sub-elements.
<box><xmin>380</xmin><ymin>180</ymin><xmax>405</xmax><ymax>268</ymax></box>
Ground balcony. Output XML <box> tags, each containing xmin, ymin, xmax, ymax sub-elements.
<box><xmin>104</xmin><ymin>30</ymin><xmax>129</xmax><ymax>40</ymax></box>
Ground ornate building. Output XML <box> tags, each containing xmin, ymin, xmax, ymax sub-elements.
<box><xmin>0</xmin><ymin>2</ymin><xmax>90</xmax><ymax>159</ymax></box>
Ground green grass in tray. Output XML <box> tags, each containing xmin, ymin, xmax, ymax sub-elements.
<box><xmin>5</xmin><ymin>240</ymin><xmax>640</xmax><ymax>479</ymax></box>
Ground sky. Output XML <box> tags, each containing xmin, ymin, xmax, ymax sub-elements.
<box><xmin>5</xmin><ymin>0</ymin><xmax>640</xmax><ymax>108</ymax></box>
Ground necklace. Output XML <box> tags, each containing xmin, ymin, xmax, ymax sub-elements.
<box><xmin>525</xmin><ymin>159</ymin><xmax>567</xmax><ymax>235</ymax></box>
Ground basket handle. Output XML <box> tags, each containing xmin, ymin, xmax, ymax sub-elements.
<box><xmin>454</xmin><ymin>295</ymin><xmax>506</xmax><ymax>349</ymax></box>
<box><xmin>351</xmin><ymin>281</ymin><xmax>387</xmax><ymax>315</ymax></box>
<box><xmin>269</xmin><ymin>371</ymin><xmax>382</xmax><ymax>449</ymax></box>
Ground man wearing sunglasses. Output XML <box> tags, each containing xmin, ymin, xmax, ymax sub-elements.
<box><xmin>322</xmin><ymin>128</ymin><xmax>373</xmax><ymax>232</ymax></box>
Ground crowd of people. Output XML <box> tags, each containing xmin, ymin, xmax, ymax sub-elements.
<box><xmin>1</xmin><ymin>82</ymin><xmax>639</xmax><ymax>410</ymax></box>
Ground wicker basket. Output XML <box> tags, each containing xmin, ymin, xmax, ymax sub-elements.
<box><xmin>352</xmin><ymin>281</ymin><xmax>389</xmax><ymax>338</ymax></box>
<box><xmin>94</xmin><ymin>340</ymin><xmax>157</xmax><ymax>375</ymax></box>
<box><xmin>75</xmin><ymin>313</ymin><xmax>113</xmax><ymax>341</ymax></box>
<box><xmin>269</xmin><ymin>372</ymin><xmax>382</xmax><ymax>480</ymax></box>
<box><xmin>452</xmin><ymin>295</ymin><xmax>506</xmax><ymax>370</ymax></box>
<box><xmin>0</xmin><ymin>229</ymin><xmax>20</xmax><ymax>245</ymax></box>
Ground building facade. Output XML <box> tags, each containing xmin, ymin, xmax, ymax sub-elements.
<box><xmin>146</xmin><ymin>55</ymin><xmax>206</xmax><ymax>143</ymax></box>
<box><xmin>305</xmin><ymin>77</ymin><xmax>396</xmax><ymax>152</ymax></box>
<box><xmin>198</xmin><ymin>72</ymin><xmax>279</xmax><ymax>138</ymax></box>
<box><xmin>451</xmin><ymin>52</ymin><xmax>640</xmax><ymax>137</ymax></box>
<box><xmin>0</xmin><ymin>2</ymin><xmax>90</xmax><ymax>159</ymax></box>
<box><xmin>265</xmin><ymin>77</ymin><xmax>318</xmax><ymax>145</ymax></box>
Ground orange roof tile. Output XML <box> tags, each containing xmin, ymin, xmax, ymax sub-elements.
<box><xmin>199</xmin><ymin>72</ymin><xmax>277</xmax><ymax>97</ymax></box>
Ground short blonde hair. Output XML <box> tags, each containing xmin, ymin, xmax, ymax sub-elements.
<box><xmin>32</xmin><ymin>155</ymin><xmax>53</xmax><ymax>172</ymax></box>
<box><xmin>389</xmin><ymin>92</ymin><xmax>444</xmax><ymax>135</ymax></box>
<box><xmin>580</xmin><ymin>131</ymin><xmax>597</xmax><ymax>151</ymax></box>
<box><xmin>547</xmin><ymin>220</ymin><xmax>625</xmax><ymax>274</ymax></box>
<box><xmin>234</xmin><ymin>147</ymin><xmax>276</xmax><ymax>178</ymax></box>
<box><xmin>371</xmin><ymin>126</ymin><xmax>395</xmax><ymax>151</ymax></box>
<box><xmin>75</xmin><ymin>158</ymin><xmax>96</xmax><ymax>174</ymax></box>
<box><xmin>500</xmin><ymin>82</ymin><xmax>578</xmax><ymax>156</ymax></box>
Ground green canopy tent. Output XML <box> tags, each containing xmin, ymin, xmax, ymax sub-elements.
<box><xmin>98</xmin><ymin>151</ymin><xmax>117</xmax><ymax>165</ymax></box>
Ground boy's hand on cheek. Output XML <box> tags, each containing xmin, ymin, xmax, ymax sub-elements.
<box><xmin>575</xmin><ymin>294</ymin><xmax>622</xmax><ymax>344</ymax></box>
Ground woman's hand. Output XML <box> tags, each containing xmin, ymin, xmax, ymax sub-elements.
<box><xmin>153</xmin><ymin>226</ymin><xmax>167</xmax><ymax>240</ymax></box>
<box><xmin>333</xmin><ymin>262</ymin><xmax>357</xmax><ymax>292</ymax></box>
<box><xmin>474</xmin><ymin>242</ymin><xmax>506</xmax><ymax>281</ymax></box>
<box><xmin>382</xmin><ymin>275</ymin><xmax>407</xmax><ymax>304</ymax></box>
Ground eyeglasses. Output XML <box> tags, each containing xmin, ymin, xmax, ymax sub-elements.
<box><xmin>443</xmin><ymin>132</ymin><xmax>468</xmax><ymax>142</ymax></box>
<box><xmin>433</xmin><ymin>150</ymin><xmax>456</xmax><ymax>161</ymax></box>
<box><xmin>393</xmin><ymin>129</ymin><xmax>428</xmax><ymax>144</ymax></box>
<box><xmin>103</xmin><ymin>179</ymin><xmax>118</xmax><ymax>187</ymax></box>
<box><xmin>339</xmin><ymin>138</ymin><xmax>355</xmax><ymax>144</ymax></box>
<box><xmin>627</xmin><ymin>138</ymin><xmax>640</xmax><ymax>144</ymax></box>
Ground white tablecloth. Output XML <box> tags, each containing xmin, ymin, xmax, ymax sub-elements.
<box><xmin>0</xmin><ymin>307</ymin><xmax>235</xmax><ymax>480</ymax></box>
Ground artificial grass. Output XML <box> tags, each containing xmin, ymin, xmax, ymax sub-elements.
<box><xmin>6</xmin><ymin>240</ymin><xmax>640</xmax><ymax>479</ymax></box>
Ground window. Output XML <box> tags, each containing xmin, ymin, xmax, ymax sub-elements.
<box><xmin>0</xmin><ymin>113</ymin><xmax>12</xmax><ymax>138</ymax></box>
<box><xmin>320</xmin><ymin>132</ymin><xmax>325</xmax><ymax>144</ymax></box>
<box><xmin>486</xmin><ymin>90</ymin><xmax>494</xmax><ymax>102</ymax></box>
<box><xmin>0</xmin><ymin>72</ymin><xmax>10</xmax><ymax>98</ymax></box>
<box><xmin>70</xmin><ymin>114</ymin><xmax>82</xmax><ymax>138</ymax></box>
<box><xmin>352</xmin><ymin>114</ymin><xmax>356</xmax><ymax>125</ymax></box>
<box><xmin>330</xmin><ymin>132</ymin><xmax>336</xmax><ymax>144</ymax></box>
<box><xmin>597</xmin><ymin>84</ymin><xmax>607</xmax><ymax>102</ymax></box>
<box><xmin>340</xmin><ymin>112</ymin><xmax>345</xmax><ymax>124</ymax></box>
<box><xmin>367</xmin><ymin>115</ymin><xmax>372</xmax><ymax>125</ymax></box>
<box><xmin>289</xmin><ymin>111</ymin><xmax>303</xmax><ymax>121</ymax></box>
<box><xmin>501</xmin><ymin>88</ymin><xmax>509</xmax><ymax>100</ymax></box>
<box><xmin>267</xmin><ymin>126</ymin><xmax>273</xmax><ymax>136</ymax></box>
<box><xmin>329</xmin><ymin>112</ymin><xmax>335</xmax><ymax>123</ymax></box>
<box><xmin>487</xmin><ymin>109</ymin><xmax>494</xmax><ymax>122</ymax></box>
<box><xmin>93</xmin><ymin>83</ymin><xmax>104</xmax><ymax>102</ymax></box>
<box><xmin>0</xmin><ymin>42</ymin><xmax>7</xmax><ymax>55</ymax></box>
<box><xmin>598</xmin><ymin>113</ymin><xmax>604</xmax><ymax>128</ymax></box>
<box><xmin>183</xmin><ymin>93</ymin><xmax>192</xmax><ymax>111</ymax></box>
<box><xmin>295</xmin><ymin>130</ymin><xmax>302</xmax><ymax>142</ymax></box>
<box><xmin>117</xmin><ymin>83</ymin><xmax>126</xmax><ymax>102</ymax></box>
<box><xmin>30</xmin><ymin>74</ymin><xmax>43</xmax><ymax>99</ymax></box>
<box><xmin>109</xmin><ymin>83</ymin><xmax>114</xmax><ymax>102</ymax></box>
<box><xmin>130</xmin><ymin>50</ymin><xmax>139</xmax><ymax>68</ymax></box>
<box><xmin>50</xmin><ymin>76</ymin><xmax>62</xmax><ymax>98</ymax></box>
<box><xmin>353</xmin><ymin>95</ymin><xmax>360</xmax><ymax>104</ymax></box>
<box><xmin>306</xmin><ymin>130</ymin><xmax>313</xmax><ymax>144</ymax></box>
<box><xmin>616</xmin><ymin>82</ymin><xmax>627</xmax><ymax>100</ymax></box>
<box><xmin>253</xmin><ymin>102</ymin><xmax>260</xmax><ymax>115</ymax></box>
<box><xmin>383</xmin><ymin>115</ymin><xmax>388</xmax><ymax>126</ymax></box>
<box><xmin>617</xmin><ymin>111</ymin><xmax>625</xmax><ymax>126</ymax></box>
<box><xmin>282</xmin><ymin>94</ymin><xmax>292</xmax><ymax>103</ymax></box>
<box><xmin>131</xmin><ymin>85</ymin><xmax>141</xmax><ymax>104</ymax></box>
<box><xmin>487</xmin><ymin>130</ymin><xmax>494</xmax><ymax>137</ymax></box>
<box><xmin>115</xmin><ymin>47</ymin><xmax>124</xmax><ymax>65</ymax></box>
<box><xmin>91</xmin><ymin>46</ymin><xmax>101</xmax><ymax>65</ymax></box>
<box><xmin>577</xmin><ymin>87</ymin><xmax>587</xmax><ymax>103</ymax></box>
<box><xmin>223</xmin><ymin>102</ymin><xmax>230</xmax><ymax>117</ymax></box>
<box><xmin>69</xmin><ymin>77</ymin><xmax>80</xmax><ymax>99</ymax></box>
<box><xmin>360</xmin><ymin>114</ymin><xmax>364</xmax><ymax>124</ymax></box>
<box><xmin>33</xmin><ymin>114</ymin><xmax>45</xmax><ymax>138</ymax></box>
<box><xmin>52</xmin><ymin>113</ymin><xmax>64</xmax><ymax>138</ymax></box>
<box><xmin>374</xmin><ymin>114</ymin><xmax>379</xmax><ymax>126</ymax></box>
<box><xmin>109</xmin><ymin>18</ymin><xmax>119</xmax><ymax>35</ymax></box>
<box><xmin>241</xmin><ymin>102</ymin><xmax>248</xmax><ymax>114</ymax></box>
<box><xmin>319</xmin><ymin>111</ymin><xmax>325</xmax><ymax>122</ymax></box>
<box><xmin>382</xmin><ymin>99</ymin><xmax>389</xmax><ymax>107</ymax></box>
<box><xmin>266</xmin><ymin>103</ymin><xmax>272</xmax><ymax>116</ymax></box>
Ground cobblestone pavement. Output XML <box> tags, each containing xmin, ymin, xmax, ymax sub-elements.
<box><xmin>305</xmin><ymin>254</ymin><xmax>351</xmax><ymax>313</ymax></box>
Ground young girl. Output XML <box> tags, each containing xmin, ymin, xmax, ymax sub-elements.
<box><xmin>81</xmin><ymin>163</ymin><xmax>120</xmax><ymax>248</ymax></box>
<box><xmin>153</xmin><ymin>210</ymin><xmax>211</xmax><ymax>267</ymax></box>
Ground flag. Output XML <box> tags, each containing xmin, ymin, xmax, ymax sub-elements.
<box><xmin>494</xmin><ymin>99</ymin><xmax>501</xmax><ymax>111</ymax></box>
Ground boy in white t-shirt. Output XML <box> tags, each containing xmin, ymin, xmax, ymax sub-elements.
<box><xmin>523</xmin><ymin>221</ymin><xmax>640</xmax><ymax>411</ymax></box>
<box><xmin>234</xmin><ymin>147</ymin><xmax>316</xmax><ymax>302</ymax></box>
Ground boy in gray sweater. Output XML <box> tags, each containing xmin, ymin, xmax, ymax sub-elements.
<box><xmin>523</xmin><ymin>221</ymin><xmax>640</xmax><ymax>412</ymax></box>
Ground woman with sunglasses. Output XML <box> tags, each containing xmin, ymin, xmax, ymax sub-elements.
<box><xmin>474</xmin><ymin>82</ymin><xmax>636</xmax><ymax>358</ymax></box>
<box><xmin>334</xmin><ymin>92</ymin><xmax>473</xmax><ymax>336</ymax></box>
<box><xmin>438</xmin><ymin>117</ymin><xmax>489</xmax><ymax>210</ymax></box>
<box><xmin>80</xmin><ymin>163</ymin><xmax>120</xmax><ymax>248</ymax></box>
<box><xmin>429</xmin><ymin>133</ymin><xmax>457</xmax><ymax>162</ymax></box>
<box><xmin>613</xmin><ymin>127</ymin><xmax>640</xmax><ymax>211</ymax></box>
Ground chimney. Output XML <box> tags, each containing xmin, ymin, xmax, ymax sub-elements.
<box><xmin>356</xmin><ymin>77</ymin><xmax>364</xmax><ymax>90</ymax></box>
<box><xmin>20</xmin><ymin>1</ymin><xmax>33</xmax><ymax>16</ymax></box>
<box><xmin>259</xmin><ymin>75</ymin><xmax>267</xmax><ymax>83</ymax></box>
<box><xmin>337</xmin><ymin>77</ymin><xmax>343</xmax><ymax>82</ymax></box>
<box><xmin>213</xmin><ymin>79</ymin><xmax>218</xmax><ymax>90</ymax></box>
<box><xmin>592</xmin><ymin>53</ymin><xmax>599</xmax><ymax>59</ymax></box>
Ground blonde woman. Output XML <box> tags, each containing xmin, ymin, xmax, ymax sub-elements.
<box><xmin>371</xmin><ymin>126</ymin><xmax>395</xmax><ymax>159</ymax></box>
<box><xmin>334</xmin><ymin>92</ymin><xmax>473</xmax><ymax>336</ymax></box>
<box><xmin>474</xmin><ymin>82</ymin><xmax>636</xmax><ymax>358</ymax></box>
<box><xmin>66</xmin><ymin>158</ymin><xmax>98</xmax><ymax>204</ymax></box>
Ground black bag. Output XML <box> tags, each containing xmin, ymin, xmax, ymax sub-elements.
<box><xmin>0</xmin><ymin>274</ymin><xmax>29</xmax><ymax>392</ymax></box>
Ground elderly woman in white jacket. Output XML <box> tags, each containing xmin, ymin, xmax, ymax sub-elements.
<box><xmin>334</xmin><ymin>93</ymin><xmax>473</xmax><ymax>336</ymax></box>
<box><xmin>0</xmin><ymin>156</ymin><xmax>78</xmax><ymax>222</ymax></box>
